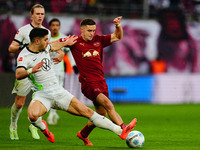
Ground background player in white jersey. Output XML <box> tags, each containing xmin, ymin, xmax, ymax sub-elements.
<box><xmin>47</xmin><ymin>18</ymin><xmax>77</xmax><ymax>125</ymax></box>
<box><xmin>15</xmin><ymin>27</ymin><xmax>136</xmax><ymax>143</ymax></box>
<box><xmin>8</xmin><ymin>4</ymin><xmax>65</xmax><ymax>140</ymax></box>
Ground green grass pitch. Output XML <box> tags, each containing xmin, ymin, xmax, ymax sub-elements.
<box><xmin>0</xmin><ymin>103</ymin><xmax>200</xmax><ymax>150</ymax></box>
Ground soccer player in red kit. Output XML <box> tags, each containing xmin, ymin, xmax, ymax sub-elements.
<box><xmin>67</xmin><ymin>16</ymin><xmax>137</xmax><ymax>145</ymax></box>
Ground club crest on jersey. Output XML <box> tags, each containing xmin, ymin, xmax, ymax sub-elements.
<box><xmin>18</xmin><ymin>57</ymin><xmax>23</xmax><ymax>62</ymax></box>
<box><xmin>82</xmin><ymin>50</ymin><xmax>99</xmax><ymax>58</ymax></box>
<box><xmin>41</xmin><ymin>58</ymin><xmax>51</xmax><ymax>71</ymax></box>
<box><xmin>93</xmin><ymin>42</ymin><xmax>100</xmax><ymax>47</ymax></box>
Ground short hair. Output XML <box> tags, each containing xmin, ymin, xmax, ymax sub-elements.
<box><xmin>29</xmin><ymin>28</ymin><xmax>48</xmax><ymax>42</ymax></box>
<box><xmin>48</xmin><ymin>18</ymin><xmax>60</xmax><ymax>26</ymax></box>
<box><xmin>30</xmin><ymin>4</ymin><xmax>44</xmax><ymax>15</ymax></box>
<box><xmin>80</xmin><ymin>18</ymin><xmax>96</xmax><ymax>26</ymax></box>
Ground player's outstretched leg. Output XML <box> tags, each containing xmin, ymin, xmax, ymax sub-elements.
<box><xmin>119</xmin><ymin>118</ymin><xmax>137</xmax><ymax>140</ymax></box>
<box><xmin>41</xmin><ymin>120</ymin><xmax>55</xmax><ymax>143</ymax></box>
<box><xmin>28</xmin><ymin>124</ymin><xmax>40</xmax><ymax>139</ymax></box>
<box><xmin>77</xmin><ymin>131</ymin><xmax>93</xmax><ymax>146</ymax></box>
<box><xmin>89</xmin><ymin>112</ymin><xmax>137</xmax><ymax>140</ymax></box>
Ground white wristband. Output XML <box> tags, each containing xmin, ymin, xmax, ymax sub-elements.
<box><xmin>116</xmin><ymin>24</ymin><xmax>121</xmax><ymax>27</ymax></box>
<box><xmin>27</xmin><ymin>68</ymin><xmax>33</xmax><ymax>75</ymax></box>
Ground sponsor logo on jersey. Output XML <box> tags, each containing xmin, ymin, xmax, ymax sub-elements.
<box><xmin>80</xmin><ymin>43</ymin><xmax>85</xmax><ymax>46</ymax></box>
<box><xmin>41</xmin><ymin>58</ymin><xmax>51</xmax><ymax>71</ymax></box>
<box><xmin>18</xmin><ymin>57</ymin><xmax>23</xmax><ymax>61</ymax></box>
<box><xmin>82</xmin><ymin>50</ymin><xmax>99</xmax><ymax>58</ymax></box>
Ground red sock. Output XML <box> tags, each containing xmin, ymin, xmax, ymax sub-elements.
<box><xmin>80</xmin><ymin>124</ymin><xmax>95</xmax><ymax>138</ymax></box>
<box><xmin>120</xmin><ymin>123</ymin><xmax>125</xmax><ymax>129</ymax></box>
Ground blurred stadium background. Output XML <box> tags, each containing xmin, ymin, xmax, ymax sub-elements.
<box><xmin>1</xmin><ymin>0</ymin><xmax>200</xmax><ymax>107</ymax></box>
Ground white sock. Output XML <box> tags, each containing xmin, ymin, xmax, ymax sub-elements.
<box><xmin>48</xmin><ymin>109</ymin><xmax>56</xmax><ymax>117</ymax></box>
<box><xmin>29</xmin><ymin>117</ymin><xmax>45</xmax><ymax>130</ymax></box>
<box><xmin>89</xmin><ymin>112</ymin><xmax>122</xmax><ymax>135</ymax></box>
<box><xmin>10</xmin><ymin>103</ymin><xmax>22</xmax><ymax>129</ymax></box>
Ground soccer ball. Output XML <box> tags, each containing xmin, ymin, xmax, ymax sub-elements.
<box><xmin>126</xmin><ymin>130</ymin><xmax>145</xmax><ymax>148</ymax></box>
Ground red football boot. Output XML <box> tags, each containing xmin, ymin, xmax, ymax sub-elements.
<box><xmin>119</xmin><ymin>118</ymin><xmax>137</xmax><ymax>140</ymax></box>
<box><xmin>41</xmin><ymin>120</ymin><xmax>55</xmax><ymax>143</ymax></box>
<box><xmin>77</xmin><ymin>131</ymin><xmax>93</xmax><ymax>146</ymax></box>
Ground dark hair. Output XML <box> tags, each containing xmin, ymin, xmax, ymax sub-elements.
<box><xmin>29</xmin><ymin>28</ymin><xmax>48</xmax><ymax>42</ymax></box>
<box><xmin>48</xmin><ymin>18</ymin><xmax>60</xmax><ymax>26</ymax></box>
<box><xmin>80</xmin><ymin>18</ymin><xmax>96</xmax><ymax>26</ymax></box>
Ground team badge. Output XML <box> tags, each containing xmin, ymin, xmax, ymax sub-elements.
<box><xmin>93</xmin><ymin>42</ymin><xmax>100</xmax><ymax>47</ymax></box>
<box><xmin>41</xmin><ymin>58</ymin><xmax>51</xmax><ymax>71</ymax></box>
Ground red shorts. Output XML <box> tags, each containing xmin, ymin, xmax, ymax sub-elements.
<box><xmin>81</xmin><ymin>80</ymin><xmax>109</xmax><ymax>101</ymax></box>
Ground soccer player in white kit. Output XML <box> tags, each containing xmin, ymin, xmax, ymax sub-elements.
<box><xmin>47</xmin><ymin>18</ymin><xmax>77</xmax><ymax>125</ymax></box>
<box><xmin>8</xmin><ymin>4</ymin><xmax>65</xmax><ymax>140</ymax></box>
<box><xmin>15</xmin><ymin>27</ymin><xmax>137</xmax><ymax>143</ymax></box>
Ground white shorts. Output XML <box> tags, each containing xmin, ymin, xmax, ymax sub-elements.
<box><xmin>12</xmin><ymin>78</ymin><xmax>32</xmax><ymax>96</ymax></box>
<box><xmin>32</xmin><ymin>85</ymin><xmax>74</xmax><ymax>112</ymax></box>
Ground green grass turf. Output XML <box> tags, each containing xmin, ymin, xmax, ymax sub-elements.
<box><xmin>0</xmin><ymin>103</ymin><xmax>200</xmax><ymax>150</ymax></box>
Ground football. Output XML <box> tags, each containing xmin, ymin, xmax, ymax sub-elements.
<box><xmin>126</xmin><ymin>130</ymin><xmax>145</xmax><ymax>148</ymax></box>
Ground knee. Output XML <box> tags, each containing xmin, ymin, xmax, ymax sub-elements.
<box><xmin>28</xmin><ymin>110</ymin><xmax>38</xmax><ymax>122</ymax></box>
<box><xmin>15</xmin><ymin>95</ymin><xmax>26</xmax><ymax>109</ymax></box>
<box><xmin>28</xmin><ymin>114</ymin><xmax>37</xmax><ymax>122</ymax></box>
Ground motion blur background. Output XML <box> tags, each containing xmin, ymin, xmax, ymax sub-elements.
<box><xmin>1</xmin><ymin>0</ymin><xmax>200</xmax><ymax>106</ymax></box>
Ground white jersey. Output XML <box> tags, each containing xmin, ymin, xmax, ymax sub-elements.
<box><xmin>16</xmin><ymin>45</ymin><xmax>58</xmax><ymax>91</ymax></box>
<box><xmin>14</xmin><ymin>24</ymin><xmax>51</xmax><ymax>45</ymax></box>
<box><xmin>12</xmin><ymin>24</ymin><xmax>51</xmax><ymax>96</ymax></box>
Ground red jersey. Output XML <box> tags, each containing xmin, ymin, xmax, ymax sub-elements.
<box><xmin>70</xmin><ymin>34</ymin><xmax>111</xmax><ymax>83</ymax></box>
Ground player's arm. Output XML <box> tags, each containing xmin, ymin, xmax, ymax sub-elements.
<box><xmin>110</xmin><ymin>16</ymin><xmax>123</xmax><ymax>43</ymax></box>
<box><xmin>52</xmin><ymin>49</ymin><xmax>65</xmax><ymax>64</ymax></box>
<box><xmin>50</xmin><ymin>35</ymin><xmax>78</xmax><ymax>51</ymax></box>
<box><xmin>8</xmin><ymin>41</ymin><xmax>24</xmax><ymax>53</ymax></box>
<box><xmin>49</xmin><ymin>36</ymin><xmax>69</xmax><ymax>45</ymax></box>
<box><xmin>16</xmin><ymin>62</ymin><xmax>44</xmax><ymax>80</ymax></box>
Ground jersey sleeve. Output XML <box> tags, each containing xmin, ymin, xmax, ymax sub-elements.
<box><xmin>98</xmin><ymin>34</ymin><xmax>111</xmax><ymax>47</ymax></box>
<box><xmin>14</xmin><ymin>28</ymin><xmax>24</xmax><ymax>44</ymax></box>
<box><xmin>16</xmin><ymin>53</ymin><xmax>28</xmax><ymax>69</ymax></box>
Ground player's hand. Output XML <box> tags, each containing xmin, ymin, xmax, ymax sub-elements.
<box><xmin>52</xmin><ymin>56</ymin><xmax>62</xmax><ymax>64</ymax></box>
<box><xmin>113</xmin><ymin>16</ymin><xmax>122</xmax><ymax>26</ymax></box>
<box><xmin>32</xmin><ymin>61</ymin><xmax>44</xmax><ymax>73</ymax></box>
<box><xmin>52</xmin><ymin>49</ymin><xmax>65</xmax><ymax>64</ymax></box>
<box><xmin>64</xmin><ymin>35</ymin><xmax>78</xmax><ymax>46</ymax></box>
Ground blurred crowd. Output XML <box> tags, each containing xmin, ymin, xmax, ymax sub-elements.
<box><xmin>0</xmin><ymin>0</ymin><xmax>199</xmax><ymax>19</ymax></box>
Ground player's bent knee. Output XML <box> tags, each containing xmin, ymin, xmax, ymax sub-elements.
<box><xmin>28</xmin><ymin>113</ymin><xmax>38</xmax><ymax>122</ymax></box>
